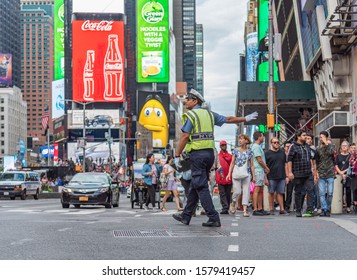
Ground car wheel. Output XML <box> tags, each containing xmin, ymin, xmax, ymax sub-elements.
<box><xmin>20</xmin><ymin>190</ymin><xmax>26</xmax><ymax>200</ymax></box>
<box><xmin>10</xmin><ymin>197</ymin><xmax>15</xmax><ymax>200</ymax></box>
<box><xmin>92</xmin><ymin>121</ymin><xmax>98</xmax><ymax>127</ymax></box>
<box><xmin>74</xmin><ymin>204</ymin><xmax>80</xmax><ymax>208</ymax></box>
<box><xmin>62</xmin><ymin>202</ymin><xmax>70</xmax><ymax>208</ymax></box>
<box><xmin>33</xmin><ymin>189</ymin><xmax>39</xmax><ymax>200</ymax></box>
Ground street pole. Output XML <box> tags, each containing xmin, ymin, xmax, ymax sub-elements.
<box><xmin>47</xmin><ymin>129</ymin><xmax>50</xmax><ymax>166</ymax></box>
<box><xmin>267</xmin><ymin>0</ymin><xmax>275</xmax><ymax>144</ymax></box>
<box><xmin>82</xmin><ymin>102</ymin><xmax>86</xmax><ymax>173</ymax></box>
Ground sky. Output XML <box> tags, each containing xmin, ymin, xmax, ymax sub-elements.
<box><xmin>73</xmin><ymin>0</ymin><xmax>248</xmax><ymax>148</ymax></box>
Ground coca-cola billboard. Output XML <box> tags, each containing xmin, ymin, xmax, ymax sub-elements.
<box><xmin>72</xmin><ymin>20</ymin><xmax>125</xmax><ymax>102</ymax></box>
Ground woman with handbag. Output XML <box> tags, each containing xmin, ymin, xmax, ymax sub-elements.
<box><xmin>226</xmin><ymin>134</ymin><xmax>255</xmax><ymax>217</ymax></box>
<box><xmin>142</xmin><ymin>153</ymin><xmax>162</xmax><ymax>210</ymax></box>
<box><xmin>161</xmin><ymin>156</ymin><xmax>184</xmax><ymax>211</ymax></box>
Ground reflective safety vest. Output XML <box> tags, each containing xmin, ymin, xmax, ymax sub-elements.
<box><xmin>183</xmin><ymin>108</ymin><xmax>215</xmax><ymax>152</ymax></box>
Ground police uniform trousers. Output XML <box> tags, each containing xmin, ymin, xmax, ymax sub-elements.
<box><xmin>181</xmin><ymin>148</ymin><xmax>220</xmax><ymax>223</ymax></box>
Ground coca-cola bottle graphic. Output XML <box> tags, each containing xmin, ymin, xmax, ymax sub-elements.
<box><xmin>83</xmin><ymin>50</ymin><xmax>95</xmax><ymax>101</ymax></box>
<box><xmin>103</xmin><ymin>34</ymin><xmax>124</xmax><ymax>101</ymax></box>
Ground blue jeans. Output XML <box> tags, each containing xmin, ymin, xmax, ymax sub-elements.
<box><xmin>318</xmin><ymin>177</ymin><xmax>334</xmax><ymax>211</ymax></box>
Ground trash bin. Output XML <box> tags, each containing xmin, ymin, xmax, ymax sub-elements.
<box><xmin>331</xmin><ymin>175</ymin><xmax>343</xmax><ymax>214</ymax></box>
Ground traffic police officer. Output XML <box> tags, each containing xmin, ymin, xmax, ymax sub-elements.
<box><xmin>172</xmin><ymin>89</ymin><xmax>258</xmax><ymax>227</ymax></box>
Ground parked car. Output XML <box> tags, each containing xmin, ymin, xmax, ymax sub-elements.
<box><xmin>87</xmin><ymin>115</ymin><xmax>114</xmax><ymax>128</ymax></box>
<box><xmin>0</xmin><ymin>171</ymin><xmax>41</xmax><ymax>200</ymax></box>
<box><xmin>61</xmin><ymin>172</ymin><xmax>120</xmax><ymax>208</ymax></box>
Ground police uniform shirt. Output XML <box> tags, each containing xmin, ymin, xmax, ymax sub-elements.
<box><xmin>181</xmin><ymin>105</ymin><xmax>226</xmax><ymax>133</ymax></box>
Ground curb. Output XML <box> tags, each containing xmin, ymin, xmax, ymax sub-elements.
<box><xmin>39</xmin><ymin>192</ymin><xmax>61</xmax><ymax>199</ymax></box>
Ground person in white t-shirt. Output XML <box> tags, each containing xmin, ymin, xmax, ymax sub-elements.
<box><xmin>161</xmin><ymin>156</ymin><xmax>184</xmax><ymax>212</ymax></box>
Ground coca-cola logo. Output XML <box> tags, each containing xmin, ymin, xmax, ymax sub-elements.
<box><xmin>81</xmin><ymin>20</ymin><xmax>114</xmax><ymax>31</ymax></box>
<box><xmin>105</xmin><ymin>63</ymin><xmax>122</xmax><ymax>71</ymax></box>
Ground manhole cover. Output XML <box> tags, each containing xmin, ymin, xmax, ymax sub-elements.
<box><xmin>113</xmin><ymin>229</ymin><xmax>229</xmax><ymax>238</ymax></box>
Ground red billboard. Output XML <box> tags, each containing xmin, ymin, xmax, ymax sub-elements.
<box><xmin>72</xmin><ymin>20</ymin><xmax>125</xmax><ymax>102</ymax></box>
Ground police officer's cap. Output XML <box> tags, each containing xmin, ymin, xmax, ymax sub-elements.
<box><xmin>186</xmin><ymin>89</ymin><xmax>205</xmax><ymax>103</ymax></box>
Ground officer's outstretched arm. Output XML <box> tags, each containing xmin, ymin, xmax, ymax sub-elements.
<box><xmin>225</xmin><ymin>116</ymin><xmax>247</xmax><ymax>124</ymax></box>
<box><xmin>175</xmin><ymin>132</ymin><xmax>190</xmax><ymax>157</ymax></box>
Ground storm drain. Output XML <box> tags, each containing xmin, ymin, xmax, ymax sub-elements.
<box><xmin>113</xmin><ymin>229</ymin><xmax>228</xmax><ymax>238</ymax></box>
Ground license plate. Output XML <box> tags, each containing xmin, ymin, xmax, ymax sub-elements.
<box><xmin>4</xmin><ymin>192</ymin><xmax>9</xmax><ymax>195</ymax></box>
<box><xmin>79</xmin><ymin>196</ymin><xmax>88</xmax><ymax>201</ymax></box>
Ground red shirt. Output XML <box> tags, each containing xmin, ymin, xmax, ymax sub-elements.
<box><xmin>216</xmin><ymin>150</ymin><xmax>232</xmax><ymax>185</ymax></box>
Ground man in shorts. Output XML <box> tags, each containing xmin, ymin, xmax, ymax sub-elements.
<box><xmin>265</xmin><ymin>137</ymin><xmax>289</xmax><ymax>215</ymax></box>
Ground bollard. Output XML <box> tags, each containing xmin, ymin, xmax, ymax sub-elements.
<box><xmin>331</xmin><ymin>175</ymin><xmax>343</xmax><ymax>214</ymax></box>
<box><xmin>263</xmin><ymin>185</ymin><xmax>270</xmax><ymax>211</ymax></box>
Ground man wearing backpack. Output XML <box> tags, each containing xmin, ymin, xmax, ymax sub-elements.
<box><xmin>216</xmin><ymin>140</ymin><xmax>232</xmax><ymax>214</ymax></box>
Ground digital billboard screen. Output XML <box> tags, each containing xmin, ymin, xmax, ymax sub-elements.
<box><xmin>54</xmin><ymin>0</ymin><xmax>65</xmax><ymax>80</ymax></box>
<box><xmin>137</xmin><ymin>91</ymin><xmax>169</xmax><ymax>148</ymax></box>
<box><xmin>136</xmin><ymin>0</ymin><xmax>170</xmax><ymax>83</ymax></box>
<box><xmin>72</xmin><ymin>20</ymin><xmax>125</xmax><ymax>102</ymax></box>
<box><xmin>52</xmin><ymin>79</ymin><xmax>65</xmax><ymax>119</ymax></box>
<box><xmin>0</xmin><ymin>54</ymin><xmax>12</xmax><ymax>87</ymax></box>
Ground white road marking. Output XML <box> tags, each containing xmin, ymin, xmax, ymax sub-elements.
<box><xmin>58</xmin><ymin>228</ymin><xmax>72</xmax><ymax>232</ymax></box>
<box><xmin>135</xmin><ymin>214</ymin><xmax>142</xmax><ymax>217</ymax></box>
<box><xmin>11</xmin><ymin>239</ymin><xmax>33</xmax><ymax>246</ymax></box>
<box><xmin>230</xmin><ymin>232</ymin><xmax>239</xmax><ymax>237</ymax></box>
<box><xmin>228</xmin><ymin>245</ymin><xmax>239</xmax><ymax>252</ymax></box>
<box><xmin>324</xmin><ymin>217</ymin><xmax>357</xmax><ymax>237</ymax></box>
<box><xmin>232</xmin><ymin>223</ymin><xmax>238</xmax><ymax>227</ymax></box>
<box><xmin>63</xmin><ymin>210</ymin><xmax>106</xmax><ymax>215</ymax></box>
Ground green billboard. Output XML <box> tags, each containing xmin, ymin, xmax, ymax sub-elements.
<box><xmin>54</xmin><ymin>0</ymin><xmax>65</xmax><ymax>80</ymax></box>
<box><xmin>136</xmin><ymin>0</ymin><xmax>169</xmax><ymax>83</ymax></box>
<box><xmin>258</xmin><ymin>0</ymin><xmax>269</xmax><ymax>51</ymax></box>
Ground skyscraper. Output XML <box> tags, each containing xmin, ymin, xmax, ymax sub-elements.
<box><xmin>173</xmin><ymin>0</ymin><xmax>196</xmax><ymax>91</ymax></box>
<box><xmin>21</xmin><ymin>0</ymin><xmax>54</xmax><ymax>144</ymax></box>
<box><xmin>0</xmin><ymin>0</ymin><xmax>21</xmax><ymax>88</ymax></box>
<box><xmin>196</xmin><ymin>23</ymin><xmax>203</xmax><ymax>95</ymax></box>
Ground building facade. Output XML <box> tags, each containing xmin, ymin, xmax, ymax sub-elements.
<box><xmin>196</xmin><ymin>23</ymin><xmax>203</xmax><ymax>95</ymax></box>
<box><xmin>21</xmin><ymin>0</ymin><xmax>54</xmax><ymax>145</ymax></box>
<box><xmin>0</xmin><ymin>0</ymin><xmax>21</xmax><ymax>88</ymax></box>
<box><xmin>0</xmin><ymin>87</ymin><xmax>27</xmax><ymax>167</ymax></box>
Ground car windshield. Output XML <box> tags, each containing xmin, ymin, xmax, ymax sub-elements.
<box><xmin>0</xmin><ymin>173</ymin><xmax>25</xmax><ymax>181</ymax></box>
<box><xmin>70</xmin><ymin>173</ymin><xmax>109</xmax><ymax>185</ymax></box>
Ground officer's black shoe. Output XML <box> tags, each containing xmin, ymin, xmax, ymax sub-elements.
<box><xmin>220</xmin><ymin>210</ymin><xmax>229</xmax><ymax>214</ymax></box>
<box><xmin>202</xmin><ymin>220</ymin><xmax>221</xmax><ymax>227</ymax></box>
<box><xmin>172</xmin><ymin>213</ymin><xmax>190</xmax><ymax>225</ymax></box>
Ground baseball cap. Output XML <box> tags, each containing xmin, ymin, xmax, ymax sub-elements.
<box><xmin>220</xmin><ymin>140</ymin><xmax>227</xmax><ymax>146</ymax></box>
<box><xmin>186</xmin><ymin>89</ymin><xmax>205</xmax><ymax>103</ymax></box>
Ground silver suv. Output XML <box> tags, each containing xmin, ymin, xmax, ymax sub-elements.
<box><xmin>0</xmin><ymin>171</ymin><xmax>41</xmax><ymax>200</ymax></box>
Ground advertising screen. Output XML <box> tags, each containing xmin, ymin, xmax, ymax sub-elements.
<box><xmin>72</xmin><ymin>20</ymin><xmax>125</xmax><ymax>102</ymax></box>
<box><xmin>67</xmin><ymin>109</ymin><xmax>121</xmax><ymax>129</ymax></box>
<box><xmin>52</xmin><ymin>79</ymin><xmax>65</xmax><ymax>119</ymax></box>
<box><xmin>258</xmin><ymin>0</ymin><xmax>269</xmax><ymax>51</ymax></box>
<box><xmin>246</xmin><ymin>32</ymin><xmax>258</xmax><ymax>81</ymax></box>
<box><xmin>136</xmin><ymin>0</ymin><xmax>170</xmax><ymax>83</ymax></box>
<box><xmin>0</xmin><ymin>54</ymin><xmax>12</xmax><ymax>87</ymax></box>
<box><xmin>67</xmin><ymin>142</ymin><xmax>122</xmax><ymax>164</ymax></box>
<box><xmin>137</xmin><ymin>91</ymin><xmax>169</xmax><ymax>148</ymax></box>
<box><xmin>54</xmin><ymin>0</ymin><xmax>65</xmax><ymax>80</ymax></box>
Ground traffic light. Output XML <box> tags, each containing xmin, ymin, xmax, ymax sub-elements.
<box><xmin>267</xmin><ymin>114</ymin><xmax>275</xmax><ymax>129</ymax></box>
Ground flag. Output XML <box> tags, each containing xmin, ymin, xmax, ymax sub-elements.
<box><xmin>41</xmin><ymin>112</ymin><xmax>49</xmax><ymax>135</ymax></box>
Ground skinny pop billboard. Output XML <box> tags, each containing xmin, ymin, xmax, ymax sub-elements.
<box><xmin>54</xmin><ymin>0</ymin><xmax>65</xmax><ymax>80</ymax></box>
<box><xmin>72</xmin><ymin>20</ymin><xmax>125</xmax><ymax>102</ymax></box>
<box><xmin>137</xmin><ymin>0</ymin><xmax>169</xmax><ymax>83</ymax></box>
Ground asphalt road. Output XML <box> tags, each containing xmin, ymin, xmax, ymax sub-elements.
<box><xmin>0</xmin><ymin>195</ymin><xmax>357</xmax><ymax>260</ymax></box>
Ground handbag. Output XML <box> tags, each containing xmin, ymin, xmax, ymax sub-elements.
<box><xmin>159</xmin><ymin>172</ymin><xmax>169</xmax><ymax>189</ymax></box>
<box><xmin>232</xmin><ymin>162</ymin><xmax>249</xmax><ymax>179</ymax></box>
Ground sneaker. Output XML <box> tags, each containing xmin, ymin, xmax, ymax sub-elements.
<box><xmin>320</xmin><ymin>210</ymin><xmax>326</xmax><ymax>217</ymax></box>
<box><xmin>279</xmin><ymin>210</ymin><xmax>289</xmax><ymax>215</ymax></box>
<box><xmin>296</xmin><ymin>211</ymin><xmax>302</xmax><ymax>217</ymax></box>
<box><xmin>260</xmin><ymin>209</ymin><xmax>271</xmax><ymax>215</ymax></box>
<box><xmin>253</xmin><ymin>210</ymin><xmax>264</xmax><ymax>216</ymax></box>
<box><xmin>303</xmin><ymin>211</ymin><xmax>315</xmax><ymax>217</ymax></box>
<box><xmin>144</xmin><ymin>205</ymin><xmax>149</xmax><ymax>211</ymax></box>
<box><xmin>229</xmin><ymin>202</ymin><xmax>236</xmax><ymax>214</ymax></box>
<box><xmin>220</xmin><ymin>210</ymin><xmax>229</xmax><ymax>215</ymax></box>
<box><xmin>317</xmin><ymin>209</ymin><xmax>322</xmax><ymax>214</ymax></box>
<box><xmin>326</xmin><ymin>210</ymin><xmax>331</xmax><ymax>217</ymax></box>
<box><xmin>269</xmin><ymin>210</ymin><xmax>275</xmax><ymax>215</ymax></box>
